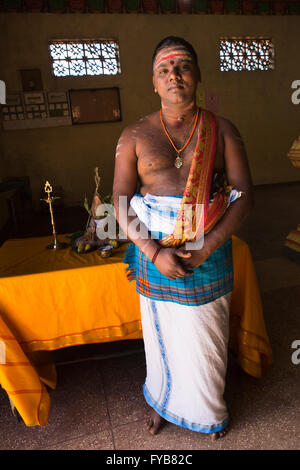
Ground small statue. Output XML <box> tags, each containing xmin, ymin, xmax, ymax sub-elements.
<box><xmin>73</xmin><ymin>168</ymin><xmax>118</xmax><ymax>253</ymax></box>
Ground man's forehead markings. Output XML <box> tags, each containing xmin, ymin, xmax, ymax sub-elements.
<box><xmin>154</xmin><ymin>52</ymin><xmax>193</xmax><ymax>70</ymax></box>
<box><xmin>156</xmin><ymin>57</ymin><xmax>192</xmax><ymax>69</ymax></box>
<box><xmin>154</xmin><ymin>46</ymin><xmax>192</xmax><ymax>59</ymax></box>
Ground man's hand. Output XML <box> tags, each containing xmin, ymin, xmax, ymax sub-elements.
<box><xmin>176</xmin><ymin>245</ymin><xmax>210</xmax><ymax>269</ymax></box>
<box><xmin>154</xmin><ymin>247</ymin><xmax>194</xmax><ymax>280</ymax></box>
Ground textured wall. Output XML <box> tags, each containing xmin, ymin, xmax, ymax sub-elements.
<box><xmin>0</xmin><ymin>13</ymin><xmax>299</xmax><ymax>207</ymax></box>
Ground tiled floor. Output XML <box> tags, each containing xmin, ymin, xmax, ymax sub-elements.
<box><xmin>0</xmin><ymin>182</ymin><xmax>299</xmax><ymax>450</ymax></box>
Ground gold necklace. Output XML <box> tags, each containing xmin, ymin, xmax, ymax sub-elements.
<box><xmin>160</xmin><ymin>107</ymin><xmax>199</xmax><ymax>169</ymax></box>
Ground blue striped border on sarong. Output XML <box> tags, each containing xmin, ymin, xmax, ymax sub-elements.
<box><xmin>143</xmin><ymin>383</ymin><xmax>230</xmax><ymax>434</ymax></box>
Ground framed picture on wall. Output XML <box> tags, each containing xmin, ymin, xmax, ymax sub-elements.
<box><xmin>47</xmin><ymin>91</ymin><xmax>69</xmax><ymax>104</ymax></box>
<box><xmin>69</xmin><ymin>87</ymin><xmax>122</xmax><ymax>125</ymax></box>
<box><xmin>23</xmin><ymin>91</ymin><xmax>45</xmax><ymax>105</ymax></box>
<box><xmin>20</xmin><ymin>69</ymin><xmax>43</xmax><ymax>92</ymax></box>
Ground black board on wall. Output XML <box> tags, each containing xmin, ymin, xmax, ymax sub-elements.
<box><xmin>69</xmin><ymin>87</ymin><xmax>121</xmax><ymax>125</ymax></box>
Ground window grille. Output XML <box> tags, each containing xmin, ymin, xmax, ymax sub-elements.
<box><xmin>219</xmin><ymin>37</ymin><xmax>275</xmax><ymax>72</ymax></box>
<box><xmin>49</xmin><ymin>40</ymin><xmax>121</xmax><ymax>77</ymax></box>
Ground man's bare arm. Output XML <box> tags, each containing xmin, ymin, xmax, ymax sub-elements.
<box><xmin>208</xmin><ymin>118</ymin><xmax>253</xmax><ymax>248</ymax></box>
<box><xmin>113</xmin><ymin>127</ymin><xmax>157</xmax><ymax>259</ymax></box>
<box><xmin>113</xmin><ymin>127</ymin><xmax>192</xmax><ymax>278</ymax></box>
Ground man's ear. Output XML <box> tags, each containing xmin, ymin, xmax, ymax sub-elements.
<box><xmin>152</xmin><ymin>75</ymin><xmax>157</xmax><ymax>93</ymax></box>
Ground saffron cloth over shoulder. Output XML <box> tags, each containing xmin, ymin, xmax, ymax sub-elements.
<box><xmin>160</xmin><ymin>108</ymin><xmax>230</xmax><ymax>247</ymax></box>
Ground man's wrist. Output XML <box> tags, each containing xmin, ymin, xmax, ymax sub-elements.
<box><xmin>151</xmin><ymin>246</ymin><xmax>162</xmax><ymax>264</ymax></box>
<box><xmin>140</xmin><ymin>240</ymin><xmax>161</xmax><ymax>261</ymax></box>
<box><xmin>203</xmin><ymin>230</ymin><xmax>229</xmax><ymax>258</ymax></box>
<box><xmin>202</xmin><ymin>233</ymin><xmax>218</xmax><ymax>258</ymax></box>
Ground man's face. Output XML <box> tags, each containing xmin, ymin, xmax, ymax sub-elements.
<box><xmin>152</xmin><ymin>45</ymin><xmax>200</xmax><ymax>106</ymax></box>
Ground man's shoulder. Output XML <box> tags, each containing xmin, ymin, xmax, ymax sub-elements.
<box><xmin>216</xmin><ymin>115</ymin><xmax>241</xmax><ymax>139</ymax></box>
<box><xmin>119</xmin><ymin>111</ymin><xmax>159</xmax><ymax>139</ymax></box>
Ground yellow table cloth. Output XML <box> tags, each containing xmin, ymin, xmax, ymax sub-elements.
<box><xmin>0</xmin><ymin>234</ymin><xmax>273</xmax><ymax>426</ymax></box>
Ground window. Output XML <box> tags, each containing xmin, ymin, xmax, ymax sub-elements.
<box><xmin>219</xmin><ymin>37</ymin><xmax>275</xmax><ymax>72</ymax></box>
<box><xmin>49</xmin><ymin>39</ymin><xmax>121</xmax><ymax>77</ymax></box>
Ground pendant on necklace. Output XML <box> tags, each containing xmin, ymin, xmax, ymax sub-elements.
<box><xmin>174</xmin><ymin>154</ymin><xmax>183</xmax><ymax>169</ymax></box>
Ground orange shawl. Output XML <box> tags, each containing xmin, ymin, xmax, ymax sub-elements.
<box><xmin>160</xmin><ymin>108</ymin><xmax>229</xmax><ymax>247</ymax></box>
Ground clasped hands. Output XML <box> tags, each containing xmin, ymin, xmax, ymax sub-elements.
<box><xmin>153</xmin><ymin>245</ymin><xmax>209</xmax><ymax>280</ymax></box>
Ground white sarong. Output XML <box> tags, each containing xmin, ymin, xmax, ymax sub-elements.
<box><xmin>140</xmin><ymin>293</ymin><xmax>230</xmax><ymax>433</ymax></box>
<box><xmin>129</xmin><ymin>193</ymin><xmax>236</xmax><ymax>433</ymax></box>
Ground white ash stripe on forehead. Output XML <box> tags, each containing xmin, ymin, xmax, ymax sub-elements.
<box><xmin>153</xmin><ymin>48</ymin><xmax>193</xmax><ymax>70</ymax></box>
<box><xmin>155</xmin><ymin>45</ymin><xmax>190</xmax><ymax>57</ymax></box>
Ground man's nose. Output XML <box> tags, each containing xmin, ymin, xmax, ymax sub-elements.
<box><xmin>169</xmin><ymin>66</ymin><xmax>181</xmax><ymax>80</ymax></box>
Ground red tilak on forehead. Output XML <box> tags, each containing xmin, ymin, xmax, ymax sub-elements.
<box><xmin>154</xmin><ymin>52</ymin><xmax>192</xmax><ymax>70</ymax></box>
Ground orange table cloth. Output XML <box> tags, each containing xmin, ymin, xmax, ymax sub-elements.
<box><xmin>0</xmin><ymin>234</ymin><xmax>273</xmax><ymax>426</ymax></box>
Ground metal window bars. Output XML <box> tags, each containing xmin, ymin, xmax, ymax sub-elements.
<box><xmin>49</xmin><ymin>39</ymin><xmax>121</xmax><ymax>77</ymax></box>
<box><xmin>220</xmin><ymin>37</ymin><xmax>275</xmax><ymax>72</ymax></box>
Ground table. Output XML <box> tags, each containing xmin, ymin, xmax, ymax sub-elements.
<box><xmin>0</xmin><ymin>234</ymin><xmax>273</xmax><ymax>426</ymax></box>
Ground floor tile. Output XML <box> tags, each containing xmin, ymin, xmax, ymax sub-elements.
<box><xmin>0</xmin><ymin>361</ymin><xmax>110</xmax><ymax>450</ymax></box>
<box><xmin>44</xmin><ymin>429</ymin><xmax>115</xmax><ymax>450</ymax></box>
<box><xmin>112</xmin><ymin>384</ymin><xmax>299</xmax><ymax>451</ymax></box>
<box><xmin>99</xmin><ymin>354</ymin><xmax>148</xmax><ymax>428</ymax></box>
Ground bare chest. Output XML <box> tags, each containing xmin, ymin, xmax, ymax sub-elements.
<box><xmin>136</xmin><ymin>125</ymin><xmax>225</xmax><ymax>195</ymax></box>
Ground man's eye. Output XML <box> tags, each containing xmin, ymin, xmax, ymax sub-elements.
<box><xmin>159</xmin><ymin>69</ymin><xmax>168</xmax><ymax>75</ymax></box>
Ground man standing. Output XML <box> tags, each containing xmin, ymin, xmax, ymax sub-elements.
<box><xmin>113</xmin><ymin>37</ymin><xmax>253</xmax><ymax>439</ymax></box>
